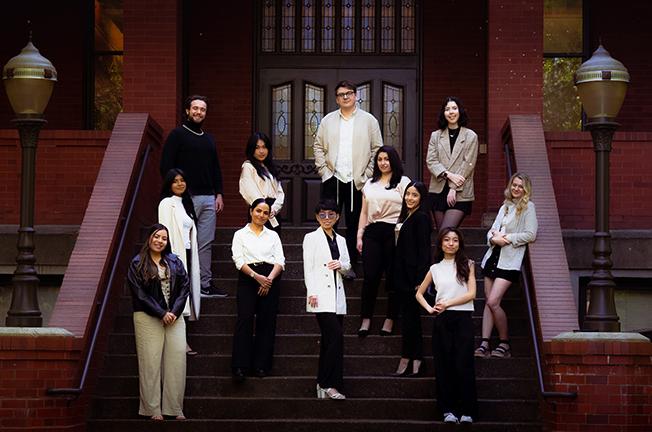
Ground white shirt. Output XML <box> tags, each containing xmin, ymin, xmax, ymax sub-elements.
<box><xmin>334</xmin><ymin>110</ymin><xmax>355</xmax><ymax>183</ymax></box>
<box><xmin>430</xmin><ymin>259</ymin><xmax>474</xmax><ymax>311</ymax></box>
<box><xmin>169</xmin><ymin>196</ymin><xmax>194</xmax><ymax>249</ymax></box>
<box><xmin>362</xmin><ymin>176</ymin><xmax>411</xmax><ymax>224</ymax></box>
<box><xmin>231</xmin><ymin>224</ymin><xmax>285</xmax><ymax>271</ymax></box>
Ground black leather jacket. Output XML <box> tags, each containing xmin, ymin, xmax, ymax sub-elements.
<box><xmin>127</xmin><ymin>253</ymin><xmax>190</xmax><ymax>318</ymax></box>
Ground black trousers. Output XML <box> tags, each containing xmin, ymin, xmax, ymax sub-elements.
<box><xmin>399</xmin><ymin>290</ymin><xmax>423</xmax><ymax>359</ymax></box>
<box><xmin>432</xmin><ymin>310</ymin><xmax>477</xmax><ymax>418</ymax></box>
<box><xmin>361</xmin><ymin>222</ymin><xmax>399</xmax><ymax>319</ymax></box>
<box><xmin>321</xmin><ymin>177</ymin><xmax>362</xmax><ymax>262</ymax></box>
<box><xmin>315</xmin><ymin>313</ymin><xmax>344</xmax><ymax>389</ymax></box>
<box><xmin>231</xmin><ymin>263</ymin><xmax>281</xmax><ymax>372</ymax></box>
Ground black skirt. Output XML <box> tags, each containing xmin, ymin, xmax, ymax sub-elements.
<box><xmin>429</xmin><ymin>184</ymin><xmax>472</xmax><ymax>215</ymax></box>
<box><xmin>481</xmin><ymin>246</ymin><xmax>521</xmax><ymax>283</ymax></box>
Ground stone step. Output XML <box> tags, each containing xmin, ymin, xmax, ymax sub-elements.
<box><xmin>101</xmin><ymin>353</ymin><xmax>536</xmax><ymax>379</ymax></box>
<box><xmin>87</xmin><ymin>418</ymin><xmax>542</xmax><ymax>432</ymax></box>
<box><xmin>90</xmin><ymin>396</ymin><xmax>539</xmax><ymax>422</ymax></box>
<box><xmin>107</xmin><ymin>333</ymin><xmax>533</xmax><ymax>357</ymax></box>
<box><xmin>113</xmin><ymin>313</ymin><xmax>531</xmax><ymax>337</ymax></box>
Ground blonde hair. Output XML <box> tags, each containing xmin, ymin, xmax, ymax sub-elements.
<box><xmin>503</xmin><ymin>172</ymin><xmax>532</xmax><ymax>215</ymax></box>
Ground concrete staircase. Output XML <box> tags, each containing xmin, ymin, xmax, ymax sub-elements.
<box><xmin>88</xmin><ymin>227</ymin><xmax>542</xmax><ymax>431</ymax></box>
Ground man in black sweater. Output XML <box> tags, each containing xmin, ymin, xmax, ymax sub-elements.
<box><xmin>160</xmin><ymin>95</ymin><xmax>227</xmax><ymax>298</ymax></box>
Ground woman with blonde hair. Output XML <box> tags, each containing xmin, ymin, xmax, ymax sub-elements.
<box><xmin>475</xmin><ymin>172</ymin><xmax>538</xmax><ymax>359</ymax></box>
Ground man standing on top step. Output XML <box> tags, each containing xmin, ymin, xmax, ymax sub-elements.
<box><xmin>313</xmin><ymin>80</ymin><xmax>383</xmax><ymax>278</ymax></box>
<box><xmin>161</xmin><ymin>94</ymin><xmax>228</xmax><ymax>298</ymax></box>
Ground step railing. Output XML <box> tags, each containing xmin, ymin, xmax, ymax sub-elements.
<box><xmin>502</xmin><ymin>120</ymin><xmax>577</xmax><ymax>399</ymax></box>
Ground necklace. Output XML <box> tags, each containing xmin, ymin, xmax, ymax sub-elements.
<box><xmin>183</xmin><ymin>124</ymin><xmax>204</xmax><ymax>136</ymax></box>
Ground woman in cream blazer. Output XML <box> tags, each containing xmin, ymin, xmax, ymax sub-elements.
<box><xmin>426</xmin><ymin>96</ymin><xmax>478</xmax><ymax>232</ymax></box>
<box><xmin>476</xmin><ymin>172</ymin><xmax>537</xmax><ymax>359</ymax></box>
<box><xmin>303</xmin><ymin>200</ymin><xmax>351</xmax><ymax>400</ymax></box>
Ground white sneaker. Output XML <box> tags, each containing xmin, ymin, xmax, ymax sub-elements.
<box><xmin>443</xmin><ymin>412</ymin><xmax>459</xmax><ymax>423</ymax></box>
<box><xmin>460</xmin><ymin>415</ymin><xmax>473</xmax><ymax>424</ymax></box>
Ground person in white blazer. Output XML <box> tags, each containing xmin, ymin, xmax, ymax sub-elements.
<box><xmin>303</xmin><ymin>200</ymin><xmax>351</xmax><ymax>400</ymax></box>
<box><xmin>239</xmin><ymin>132</ymin><xmax>284</xmax><ymax>231</ymax></box>
<box><xmin>475</xmin><ymin>172</ymin><xmax>538</xmax><ymax>359</ymax></box>
<box><xmin>159</xmin><ymin>168</ymin><xmax>201</xmax><ymax>355</ymax></box>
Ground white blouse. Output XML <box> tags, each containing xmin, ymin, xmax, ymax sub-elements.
<box><xmin>430</xmin><ymin>259</ymin><xmax>474</xmax><ymax>312</ymax></box>
<box><xmin>231</xmin><ymin>224</ymin><xmax>285</xmax><ymax>271</ymax></box>
<box><xmin>362</xmin><ymin>175</ymin><xmax>411</xmax><ymax>224</ymax></box>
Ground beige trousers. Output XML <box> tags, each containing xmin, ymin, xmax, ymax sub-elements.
<box><xmin>133</xmin><ymin>311</ymin><xmax>186</xmax><ymax>417</ymax></box>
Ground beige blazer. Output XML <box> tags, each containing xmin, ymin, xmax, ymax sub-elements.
<box><xmin>313</xmin><ymin>107</ymin><xmax>383</xmax><ymax>190</ymax></box>
<box><xmin>426</xmin><ymin>127</ymin><xmax>479</xmax><ymax>201</ymax></box>
<box><xmin>238</xmin><ymin>160</ymin><xmax>285</xmax><ymax>226</ymax></box>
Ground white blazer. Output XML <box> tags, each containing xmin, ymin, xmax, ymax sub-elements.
<box><xmin>303</xmin><ymin>227</ymin><xmax>351</xmax><ymax>314</ymax></box>
<box><xmin>238</xmin><ymin>160</ymin><xmax>285</xmax><ymax>226</ymax></box>
<box><xmin>158</xmin><ymin>197</ymin><xmax>201</xmax><ymax>320</ymax></box>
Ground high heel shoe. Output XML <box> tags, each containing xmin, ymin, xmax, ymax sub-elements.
<box><xmin>317</xmin><ymin>383</ymin><xmax>346</xmax><ymax>399</ymax></box>
<box><xmin>408</xmin><ymin>360</ymin><xmax>425</xmax><ymax>377</ymax></box>
<box><xmin>390</xmin><ymin>360</ymin><xmax>412</xmax><ymax>377</ymax></box>
<box><xmin>316</xmin><ymin>383</ymin><xmax>325</xmax><ymax>398</ymax></box>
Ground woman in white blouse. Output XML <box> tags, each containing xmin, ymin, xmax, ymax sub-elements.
<box><xmin>475</xmin><ymin>172</ymin><xmax>537</xmax><ymax>359</ymax></box>
<box><xmin>159</xmin><ymin>168</ymin><xmax>201</xmax><ymax>355</ymax></box>
<box><xmin>304</xmin><ymin>199</ymin><xmax>351</xmax><ymax>400</ymax></box>
<box><xmin>231</xmin><ymin>198</ymin><xmax>285</xmax><ymax>382</ymax></box>
<box><xmin>356</xmin><ymin>146</ymin><xmax>411</xmax><ymax>337</ymax></box>
<box><xmin>239</xmin><ymin>132</ymin><xmax>284</xmax><ymax>230</ymax></box>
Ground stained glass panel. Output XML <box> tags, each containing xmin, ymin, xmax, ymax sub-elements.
<box><xmin>383</xmin><ymin>83</ymin><xmax>403</xmax><ymax>156</ymax></box>
<box><xmin>321</xmin><ymin>0</ymin><xmax>335</xmax><ymax>53</ymax></box>
<box><xmin>304</xmin><ymin>83</ymin><xmax>325</xmax><ymax>159</ymax></box>
<box><xmin>356</xmin><ymin>83</ymin><xmax>371</xmax><ymax>112</ymax></box>
<box><xmin>361</xmin><ymin>0</ymin><xmax>376</xmax><ymax>53</ymax></box>
<box><xmin>401</xmin><ymin>0</ymin><xmax>415</xmax><ymax>53</ymax></box>
<box><xmin>381</xmin><ymin>0</ymin><xmax>395</xmax><ymax>53</ymax></box>
<box><xmin>341</xmin><ymin>0</ymin><xmax>356</xmax><ymax>53</ymax></box>
<box><xmin>281</xmin><ymin>1</ymin><xmax>296</xmax><ymax>52</ymax></box>
<box><xmin>272</xmin><ymin>84</ymin><xmax>292</xmax><ymax>159</ymax></box>
<box><xmin>302</xmin><ymin>0</ymin><xmax>316</xmax><ymax>52</ymax></box>
<box><xmin>262</xmin><ymin>0</ymin><xmax>276</xmax><ymax>52</ymax></box>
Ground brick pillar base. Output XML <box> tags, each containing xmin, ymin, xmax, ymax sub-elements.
<box><xmin>544</xmin><ymin>332</ymin><xmax>652</xmax><ymax>432</ymax></box>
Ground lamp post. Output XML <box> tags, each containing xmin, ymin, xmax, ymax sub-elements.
<box><xmin>2</xmin><ymin>38</ymin><xmax>57</xmax><ymax>327</ymax></box>
<box><xmin>574</xmin><ymin>44</ymin><xmax>629</xmax><ymax>332</ymax></box>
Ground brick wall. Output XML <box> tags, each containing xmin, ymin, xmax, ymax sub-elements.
<box><xmin>422</xmin><ymin>0</ymin><xmax>488</xmax><ymax>226</ymax></box>
<box><xmin>546</xmin><ymin>131</ymin><xmax>652</xmax><ymax>229</ymax></box>
<box><xmin>0</xmin><ymin>0</ymin><xmax>86</xmax><ymax>130</ymax></box>
<box><xmin>487</xmin><ymin>0</ymin><xmax>543</xmax><ymax>207</ymax></box>
<box><xmin>184</xmin><ymin>2</ymin><xmax>253</xmax><ymax>227</ymax></box>
<box><xmin>0</xmin><ymin>130</ymin><xmax>109</xmax><ymax>225</ymax></box>
<box><xmin>544</xmin><ymin>337</ymin><xmax>652</xmax><ymax>431</ymax></box>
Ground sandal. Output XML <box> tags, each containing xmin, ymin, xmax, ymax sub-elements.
<box><xmin>491</xmin><ymin>340</ymin><xmax>512</xmax><ymax>358</ymax></box>
<box><xmin>150</xmin><ymin>415</ymin><xmax>164</xmax><ymax>421</ymax></box>
<box><xmin>474</xmin><ymin>338</ymin><xmax>490</xmax><ymax>358</ymax></box>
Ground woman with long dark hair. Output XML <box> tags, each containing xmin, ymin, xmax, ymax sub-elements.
<box><xmin>475</xmin><ymin>172</ymin><xmax>537</xmax><ymax>359</ymax></box>
<box><xmin>391</xmin><ymin>181</ymin><xmax>432</xmax><ymax>377</ymax></box>
<box><xmin>159</xmin><ymin>168</ymin><xmax>200</xmax><ymax>355</ymax></box>
<box><xmin>231</xmin><ymin>198</ymin><xmax>285</xmax><ymax>381</ymax></box>
<box><xmin>426</xmin><ymin>96</ymin><xmax>479</xmax><ymax>232</ymax></box>
<box><xmin>356</xmin><ymin>145</ymin><xmax>410</xmax><ymax>337</ymax></box>
<box><xmin>416</xmin><ymin>227</ymin><xmax>477</xmax><ymax>424</ymax></box>
<box><xmin>239</xmin><ymin>132</ymin><xmax>284</xmax><ymax>230</ymax></box>
<box><xmin>127</xmin><ymin>224</ymin><xmax>190</xmax><ymax>421</ymax></box>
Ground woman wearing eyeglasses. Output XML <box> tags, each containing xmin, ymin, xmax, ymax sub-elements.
<box><xmin>303</xmin><ymin>199</ymin><xmax>351</xmax><ymax>400</ymax></box>
<box><xmin>356</xmin><ymin>146</ymin><xmax>411</xmax><ymax>337</ymax></box>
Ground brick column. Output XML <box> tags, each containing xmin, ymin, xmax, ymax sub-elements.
<box><xmin>544</xmin><ymin>333</ymin><xmax>652</xmax><ymax>431</ymax></box>
<box><xmin>486</xmin><ymin>0</ymin><xmax>543</xmax><ymax>207</ymax></box>
<box><xmin>123</xmin><ymin>0</ymin><xmax>181</xmax><ymax>133</ymax></box>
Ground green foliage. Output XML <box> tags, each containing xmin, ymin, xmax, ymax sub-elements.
<box><xmin>543</xmin><ymin>57</ymin><xmax>582</xmax><ymax>131</ymax></box>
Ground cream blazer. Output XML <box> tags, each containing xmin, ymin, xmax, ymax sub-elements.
<box><xmin>313</xmin><ymin>107</ymin><xmax>383</xmax><ymax>190</ymax></box>
<box><xmin>238</xmin><ymin>160</ymin><xmax>285</xmax><ymax>226</ymax></box>
<box><xmin>158</xmin><ymin>197</ymin><xmax>201</xmax><ymax>320</ymax></box>
<box><xmin>303</xmin><ymin>227</ymin><xmax>351</xmax><ymax>314</ymax></box>
<box><xmin>426</xmin><ymin>127</ymin><xmax>479</xmax><ymax>201</ymax></box>
<box><xmin>481</xmin><ymin>201</ymin><xmax>538</xmax><ymax>271</ymax></box>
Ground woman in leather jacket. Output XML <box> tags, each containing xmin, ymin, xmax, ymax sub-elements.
<box><xmin>127</xmin><ymin>223</ymin><xmax>190</xmax><ymax>421</ymax></box>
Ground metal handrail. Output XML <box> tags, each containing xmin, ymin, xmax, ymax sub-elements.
<box><xmin>503</xmin><ymin>136</ymin><xmax>576</xmax><ymax>399</ymax></box>
<box><xmin>47</xmin><ymin>143</ymin><xmax>152</xmax><ymax>398</ymax></box>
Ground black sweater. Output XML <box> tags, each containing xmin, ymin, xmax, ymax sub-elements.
<box><xmin>160</xmin><ymin>121</ymin><xmax>224</xmax><ymax>195</ymax></box>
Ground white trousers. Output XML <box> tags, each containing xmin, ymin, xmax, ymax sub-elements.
<box><xmin>133</xmin><ymin>311</ymin><xmax>186</xmax><ymax>417</ymax></box>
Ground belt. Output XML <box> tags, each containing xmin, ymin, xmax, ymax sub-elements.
<box><xmin>249</xmin><ymin>262</ymin><xmax>268</xmax><ymax>267</ymax></box>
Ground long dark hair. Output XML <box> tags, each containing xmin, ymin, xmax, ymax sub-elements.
<box><xmin>437</xmin><ymin>96</ymin><xmax>469</xmax><ymax>130</ymax></box>
<box><xmin>434</xmin><ymin>227</ymin><xmax>471</xmax><ymax>285</ymax></box>
<box><xmin>398</xmin><ymin>180</ymin><xmax>431</xmax><ymax>224</ymax></box>
<box><xmin>371</xmin><ymin>145</ymin><xmax>403</xmax><ymax>189</ymax></box>
<box><xmin>160</xmin><ymin>168</ymin><xmax>197</xmax><ymax>222</ymax></box>
<box><xmin>245</xmin><ymin>132</ymin><xmax>279</xmax><ymax>180</ymax></box>
<box><xmin>136</xmin><ymin>224</ymin><xmax>173</xmax><ymax>281</ymax></box>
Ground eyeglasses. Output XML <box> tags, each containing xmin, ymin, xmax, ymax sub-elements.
<box><xmin>336</xmin><ymin>91</ymin><xmax>355</xmax><ymax>99</ymax></box>
<box><xmin>318</xmin><ymin>212</ymin><xmax>338</xmax><ymax>220</ymax></box>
